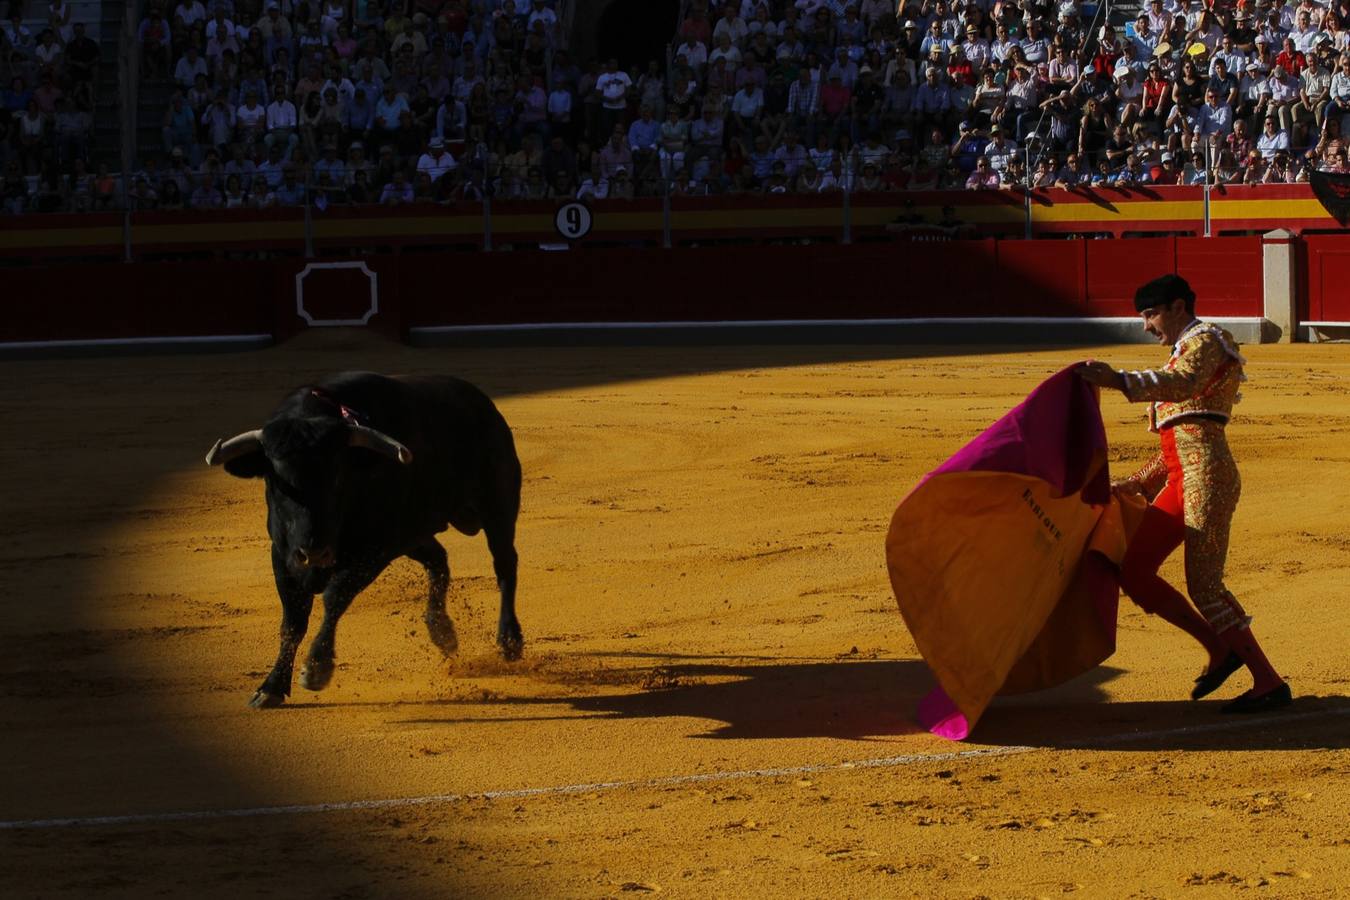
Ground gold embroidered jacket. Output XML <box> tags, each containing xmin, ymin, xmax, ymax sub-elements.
<box><xmin>1115</xmin><ymin>320</ymin><xmax>1247</xmax><ymax>496</ymax></box>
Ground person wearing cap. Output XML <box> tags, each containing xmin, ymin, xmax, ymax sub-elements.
<box><xmin>1236</xmin><ymin>60</ymin><xmax>1270</xmax><ymax>123</ymax></box>
<box><xmin>1114</xmin><ymin>64</ymin><xmax>1145</xmax><ymax>128</ymax></box>
<box><xmin>983</xmin><ymin>123</ymin><xmax>1017</xmax><ymax>171</ymax></box>
<box><xmin>1076</xmin><ymin>275</ymin><xmax>1291</xmax><ymax>715</ymax></box>
<box><xmin>1148</xmin><ymin>149</ymin><xmax>1180</xmax><ymax>183</ymax></box>
<box><xmin>949</xmin><ymin>117</ymin><xmax>987</xmax><ymax>174</ymax></box>
<box><xmin>416</xmin><ymin>135</ymin><xmax>457</xmax><ymax>184</ymax></box>
<box><xmin>961</xmin><ymin>23</ymin><xmax>991</xmax><ymax>70</ymax></box>
<box><xmin>1229</xmin><ymin>10</ymin><xmax>1259</xmax><ymax>54</ymax></box>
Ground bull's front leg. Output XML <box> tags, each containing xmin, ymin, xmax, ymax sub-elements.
<box><xmin>252</xmin><ymin>557</ymin><xmax>315</xmax><ymax>709</ymax></box>
<box><xmin>298</xmin><ymin>558</ymin><xmax>387</xmax><ymax>692</ymax></box>
<box><xmin>407</xmin><ymin>539</ymin><xmax>457</xmax><ymax>656</ymax></box>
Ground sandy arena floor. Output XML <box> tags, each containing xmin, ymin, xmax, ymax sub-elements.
<box><xmin>0</xmin><ymin>332</ymin><xmax>1346</xmax><ymax>899</ymax></box>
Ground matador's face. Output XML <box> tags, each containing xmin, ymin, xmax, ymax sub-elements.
<box><xmin>1140</xmin><ymin>298</ymin><xmax>1194</xmax><ymax>345</ymax></box>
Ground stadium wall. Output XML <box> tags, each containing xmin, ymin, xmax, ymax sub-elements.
<box><xmin>4</xmin><ymin>233</ymin><xmax>1341</xmax><ymax>352</ymax></box>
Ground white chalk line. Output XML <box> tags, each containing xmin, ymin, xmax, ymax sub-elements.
<box><xmin>0</xmin><ymin>706</ymin><xmax>1339</xmax><ymax>832</ymax></box>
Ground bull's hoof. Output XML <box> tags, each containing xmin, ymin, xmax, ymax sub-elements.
<box><xmin>425</xmin><ymin>614</ymin><xmax>459</xmax><ymax>657</ymax></box>
<box><xmin>498</xmin><ymin>631</ymin><xmax>524</xmax><ymax>662</ymax></box>
<box><xmin>299</xmin><ymin>659</ymin><xmax>335</xmax><ymax>691</ymax></box>
<box><xmin>249</xmin><ymin>689</ymin><xmax>286</xmax><ymax>709</ymax></box>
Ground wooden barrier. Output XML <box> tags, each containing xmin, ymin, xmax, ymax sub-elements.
<box><xmin>1</xmin><ymin>238</ymin><xmax>1275</xmax><ymax>347</ymax></box>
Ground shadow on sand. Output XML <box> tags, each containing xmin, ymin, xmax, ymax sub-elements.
<box><xmin>389</xmin><ymin>653</ymin><xmax>1350</xmax><ymax>753</ymax></box>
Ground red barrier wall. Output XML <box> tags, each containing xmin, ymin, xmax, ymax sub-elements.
<box><xmin>1</xmin><ymin>237</ymin><xmax>1275</xmax><ymax>347</ymax></box>
<box><xmin>1300</xmin><ymin>236</ymin><xmax>1350</xmax><ymax>322</ymax></box>
<box><xmin>0</xmin><ymin>260</ymin><xmax>280</xmax><ymax>342</ymax></box>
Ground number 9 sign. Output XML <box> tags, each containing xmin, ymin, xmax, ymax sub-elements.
<box><xmin>554</xmin><ymin>201</ymin><xmax>594</xmax><ymax>240</ymax></box>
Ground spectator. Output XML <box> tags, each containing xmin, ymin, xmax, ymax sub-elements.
<box><xmin>595</xmin><ymin>58</ymin><xmax>631</xmax><ymax>141</ymax></box>
<box><xmin>416</xmin><ymin>135</ymin><xmax>457</xmax><ymax>184</ymax></box>
<box><xmin>377</xmin><ymin>166</ymin><xmax>411</xmax><ymax>204</ymax></box>
<box><xmin>965</xmin><ymin>154</ymin><xmax>1000</xmax><ymax>188</ymax></box>
<box><xmin>189</xmin><ymin>172</ymin><xmax>223</xmax><ymax>209</ymax></box>
<box><xmin>268</xmin><ymin>165</ymin><xmax>306</xmax><ymax>207</ymax></box>
<box><xmin>598</xmin><ymin>127</ymin><xmax>633</xmax><ymax>180</ymax></box>
<box><xmin>265</xmin><ymin>83</ymin><xmax>299</xmax><ymax>153</ymax></box>
<box><xmin>53</xmin><ymin>96</ymin><xmax>90</xmax><ymax>165</ymax></box>
<box><xmin>1257</xmin><ymin>114</ymin><xmax>1291</xmax><ymax>157</ymax></box>
<box><xmin>312</xmin><ymin>140</ymin><xmax>344</xmax><ymax>187</ymax></box>
<box><xmin>162</xmin><ymin>91</ymin><xmax>198</xmax><ymax>161</ymax></box>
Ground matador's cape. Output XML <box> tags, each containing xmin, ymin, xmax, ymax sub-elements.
<box><xmin>885</xmin><ymin>366</ymin><xmax>1146</xmax><ymax>740</ymax></box>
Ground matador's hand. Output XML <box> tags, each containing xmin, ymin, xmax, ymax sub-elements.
<box><xmin>1075</xmin><ymin>360</ymin><xmax>1126</xmax><ymax>391</ymax></box>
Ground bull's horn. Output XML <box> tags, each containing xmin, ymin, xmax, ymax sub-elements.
<box><xmin>348</xmin><ymin>425</ymin><xmax>413</xmax><ymax>465</ymax></box>
<box><xmin>205</xmin><ymin>430</ymin><xmax>264</xmax><ymax>466</ymax></box>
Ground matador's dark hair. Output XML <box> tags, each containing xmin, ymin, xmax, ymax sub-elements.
<box><xmin>1134</xmin><ymin>274</ymin><xmax>1196</xmax><ymax>314</ymax></box>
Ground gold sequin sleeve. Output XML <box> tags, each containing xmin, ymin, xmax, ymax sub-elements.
<box><xmin>1120</xmin><ymin>333</ymin><xmax>1230</xmax><ymax>404</ymax></box>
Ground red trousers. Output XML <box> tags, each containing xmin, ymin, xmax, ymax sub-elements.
<box><xmin>1118</xmin><ymin>424</ymin><xmax>1249</xmax><ymax>633</ymax></box>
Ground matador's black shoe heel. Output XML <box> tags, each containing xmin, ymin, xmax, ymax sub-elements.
<box><xmin>1191</xmin><ymin>651</ymin><xmax>1243</xmax><ymax>701</ymax></box>
<box><xmin>1220</xmin><ymin>682</ymin><xmax>1293</xmax><ymax>714</ymax></box>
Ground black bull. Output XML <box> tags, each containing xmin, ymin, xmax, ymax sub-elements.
<box><xmin>206</xmin><ymin>372</ymin><xmax>522</xmax><ymax>709</ymax></box>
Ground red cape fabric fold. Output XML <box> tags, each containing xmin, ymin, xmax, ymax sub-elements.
<box><xmin>886</xmin><ymin>367</ymin><xmax>1146</xmax><ymax>740</ymax></box>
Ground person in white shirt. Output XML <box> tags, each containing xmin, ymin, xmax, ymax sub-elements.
<box><xmin>1256</xmin><ymin>113</ymin><xmax>1290</xmax><ymax>157</ymax></box>
<box><xmin>174</xmin><ymin>0</ymin><xmax>207</xmax><ymax>28</ymax></box>
<box><xmin>174</xmin><ymin>45</ymin><xmax>210</xmax><ymax>88</ymax></box>
<box><xmin>960</xmin><ymin>25</ymin><xmax>991</xmax><ymax>70</ymax></box>
<box><xmin>1210</xmin><ymin>34</ymin><xmax>1248</xmax><ymax>77</ymax></box>
<box><xmin>235</xmin><ymin>89</ymin><xmax>267</xmax><ymax>143</ymax></box>
<box><xmin>265</xmin><ymin>84</ymin><xmax>299</xmax><ymax>152</ymax></box>
<box><xmin>713</xmin><ymin>5</ymin><xmax>749</xmax><ymax>46</ymax></box>
<box><xmin>675</xmin><ymin>35</ymin><xmax>707</xmax><ymax>72</ymax></box>
<box><xmin>731</xmin><ymin>82</ymin><xmax>765</xmax><ymax>136</ymax></box>
<box><xmin>595</xmin><ymin>58</ymin><xmax>632</xmax><ymax>139</ymax></box>
<box><xmin>417</xmin><ymin>136</ymin><xmax>458</xmax><ymax>183</ymax></box>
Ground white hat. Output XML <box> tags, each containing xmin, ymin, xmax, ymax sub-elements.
<box><xmin>1161</xmin><ymin>151</ymin><xmax>1174</xmax><ymax>161</ymax></box>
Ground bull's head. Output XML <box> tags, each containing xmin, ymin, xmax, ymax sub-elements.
<box><xmin>206</xmin><ymin>418</ymin><xmax>412</xmax><ymax>574</ymax></box>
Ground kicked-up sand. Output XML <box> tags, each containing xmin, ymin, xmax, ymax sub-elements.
<box><xmin>0</xmin><ymin>331</ymin><xmax>1346</xmax><ymax>898</ymax></box>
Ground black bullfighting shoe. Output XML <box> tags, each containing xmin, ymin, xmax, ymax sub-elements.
<box><xmin>1191</xmin><ymin>651</ymin><xmax>1244</xmax><ymax>701</ymax></box>
<box><xmin>1220</xmin><ymin>682</ymin><xmax>1293</xmax><ymax>714</ymax></box>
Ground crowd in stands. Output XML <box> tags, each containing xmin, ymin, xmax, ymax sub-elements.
<box><xmin>5</xmin><ymin>0</ymin><xmax>1350</xmax><ymax>214</ymax></box>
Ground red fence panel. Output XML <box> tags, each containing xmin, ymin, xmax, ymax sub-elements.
<box><xmin>1300</xmin><ymin>235</ymin><xmax>1350</xmax><ymax>323</ymax></box>
<box><xmin>1084</xmin><ymin>238</ymin><xmax>1175</xmax><ymax>316</ymax></box>
<box><xmin>0</xmin><ymin>260</ymin><xmax>278</xmax><ymax>342</ymax></box>
<box><xmin>1174</xmin><ymin>237</ymin><xmax>1264</xmax><ymax>317</ymax></box>
<box><xmin>994</xmin><ymin>240</ymin><xmax>1086</xmax><ymax>316</ymax></box>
